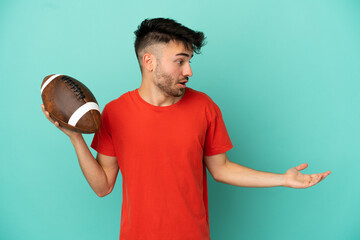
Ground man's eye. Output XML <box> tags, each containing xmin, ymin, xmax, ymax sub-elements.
<box><xmin>177</xmin><ymin>60</ymin><xmax>183</xmax><ymax>64</ymax></box>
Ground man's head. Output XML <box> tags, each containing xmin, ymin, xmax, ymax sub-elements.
<box><xmin>134</xmin><ymin>18</ymin><xmax>205</xmax><ymax>68</ymax></box>
<box><xmin>134</xmin><ymin>18</ymin><xmax>206</xmax><ymax>97</ymax></box>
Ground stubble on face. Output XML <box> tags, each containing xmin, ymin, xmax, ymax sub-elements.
<box><xmin>154</xmin><ymin>59</ymin><xmax>185</xmax><ymax>98</ymax></box>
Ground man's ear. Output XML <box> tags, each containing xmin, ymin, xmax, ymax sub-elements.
<box><xmin>142</xmin><ymin>53</ymin><xmax>155</xmax><ymax>72</ymax></box>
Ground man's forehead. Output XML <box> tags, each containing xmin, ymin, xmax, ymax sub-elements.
<box><xmin>146</xmin><ymin>41</ymin><xmax>193</xmax><ymax>58</ymax></box>
<box><xmin>175</xmin><ymin>52</ymin><xmax>193</xmax><ymax>58</ymax></box>
<box><xmin>166</xmin><ymin>41</ymin><xmax>193</xmax><ymax>58</ymax></box>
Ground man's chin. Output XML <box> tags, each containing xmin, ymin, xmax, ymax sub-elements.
<box><xmin>161</xmin><ymin>85</ymin><xmax>186</xmax><ymax>98</ymax></box>
<box><xmin>176</xmin><ymin>87</ymin><xmax>186</xmax><ymax>97</ymax></box>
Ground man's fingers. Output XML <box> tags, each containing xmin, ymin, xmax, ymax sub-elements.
<box><xmin>41</xmin><ymin>104</ymin><xmax>56</xmax><ymax>125</ymax></box>
<box><xmin>319</xmin><ymin>171</ymin><xmax>331</xmax><ymax>182</ymax></box>
<box><xmin>41</xmin><ymin>104</ymin><xmax>79</xmax><ymax>137</ymax></box>
<box><xmin>311</xmin><ymin>171</ymin><xmax>331</xmax><ymax>179</ymax></box>
<box><xmin>41</xmin><ymin>104</ymin><xmax>49</xmax><ymax>117</ymax></box>
<box><xmin>309</xmin><ymin>172</ymin><xmax>330</xmax><ymax>186</ymax></box>
<box><xmin>295</xmin><ymin>163</ymin><xmax>308</xmax><ymax>171</ymax></box>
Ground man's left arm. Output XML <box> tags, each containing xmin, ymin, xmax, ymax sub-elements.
<box><xmin>204</xmin><ymin>152</ymin><xmax>331</xmax><ymax>188</ymax></box>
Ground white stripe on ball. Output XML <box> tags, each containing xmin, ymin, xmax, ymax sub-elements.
<box><xmin>41</xmin><ymin>74</ymin><xmax>62</xmax><ymax>94</ymax></box>
<box><xmin>68</xmin><ymin>102</ymin><xmax>100</xmax><ymax>127</ymax></box>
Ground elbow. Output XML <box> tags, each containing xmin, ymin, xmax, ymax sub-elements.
<box><xmin>214</xmin><ymin>175</ymin><xmax>225</xmax><ymax>183</ymax></box>
<box><xmin>96</xmin><ymin>186</ymin><xmax>113</xmax><ymax>198</ymax></box>
<box><xmin>205</xmin><ymin>153</ymin><xmax>231</xmax><ymax>183</ymax></box>
<box><xmin>96</xmin><ymin>192</ymin><xmax>108</xmax><ymax>198</ymax></box>
<box><xmin>211</xmin><ymin>171</ymin><xmax>224</xmax><ymax>183</ymax></box>
<box><xmin>212</xmin><ymin>168</ymin><xmax>228</xmax><ymax>183</ymax></box>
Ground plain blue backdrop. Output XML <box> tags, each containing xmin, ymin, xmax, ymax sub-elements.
<box><xmin>1</xmin><ymin>0</ymin><xmax>359</xmax><ymax>239</ymax></box>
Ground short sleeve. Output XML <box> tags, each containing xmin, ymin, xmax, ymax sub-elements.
<box><xmin>204</xmin><ymin>102</ymin><xmax>233</xmax><ymax>156</ymax></box>
<box><xmin>91</xmin><ymin>105</ymin><xmax>116</xmax><ymax>156</ymax></box>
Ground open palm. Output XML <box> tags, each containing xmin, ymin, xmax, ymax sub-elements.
<box><xmin>284</xmin><ymin>163</ymin><xmax>331</xmax><ymax>189</ymax></box>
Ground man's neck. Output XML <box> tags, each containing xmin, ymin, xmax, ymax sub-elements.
<box><xmin>138</xmin><ymin>82</ymin><xmax>185</xmax><ymax>107</ymax></box>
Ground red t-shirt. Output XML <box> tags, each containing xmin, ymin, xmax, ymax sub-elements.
<box><xmin>91</xmin><ymin>88</ymin><xmax>233</xmax><ymax>240</ymax></box>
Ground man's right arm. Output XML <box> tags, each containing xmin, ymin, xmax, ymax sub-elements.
<box><xmin>41</xmin><ymin>104</ymin><xmax>119</xmax><ymax>197</ymax></box>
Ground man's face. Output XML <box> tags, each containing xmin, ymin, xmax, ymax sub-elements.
<box><xmin>153</xmin><ymin>41</ymin><xmax>193</xmax><ymax>97</ymax></box>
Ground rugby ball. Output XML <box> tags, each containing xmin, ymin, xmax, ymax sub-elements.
<box><xmin>41</xmin><ymin>74</ymin><xmax>101</xmax><ymax>133</ymax></box>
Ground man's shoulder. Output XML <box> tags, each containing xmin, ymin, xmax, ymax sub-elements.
<box><xmin>186</xmin><ymin>88</ymin><xmax>222</xmax><ymax>118</ymax></box>
<box><xmin>104</xmin><ymin>89</ymin><xmax>136</xmax><ymax>110</ymax></box>
<box><xmin>187</xmin><ymin>88</ymin><xmax>213</xmax><ymax>101</ymax></box>
<box><xmin>187</xmin><ymin>88</ymin><xmax>216</xmax><ymax>106</ymax></box>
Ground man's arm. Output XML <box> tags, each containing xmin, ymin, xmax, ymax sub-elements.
<box><xmin>42</xmin><ymin>104</ymin><xmax>119</xmax><ymax>197</ymax></box>
<box><xmin>204</xmin><ymin>152</ymin><xmax>331</xmax><ymax>188</ymax></box>
<box><xmin>71</xmin><ymin>135</ymin><xmax>119</xmax><ymax>197</ymax></box>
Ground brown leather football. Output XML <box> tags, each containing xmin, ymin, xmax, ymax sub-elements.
<box><xmin>41</xmin><ymin>74</ymin><xmax>101</xmax><ymax>133</ymax></box>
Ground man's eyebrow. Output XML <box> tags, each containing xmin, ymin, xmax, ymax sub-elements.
<box><xmin>175</xmin><ymin>53</ymin><xmax>194</xmax><ymax>58</ymax></box>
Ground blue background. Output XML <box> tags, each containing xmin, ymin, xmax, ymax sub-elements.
<box><xmin>1</xmin><ymin>0</ymin><xmax>359</xmax><ymax>239</ymax></box>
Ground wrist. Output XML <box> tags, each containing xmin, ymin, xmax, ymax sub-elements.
<box><xmin>282</xmin><ymin>173</ymin><xmax>291</xmax><ymax>187</ymax></box>
<box><xmin>69</xmin><ymin>133</ymin><xmax>83</xmax><ymax>143</ymax></box>
<box><xmin>275</xmin><ymin>173</ymin><xmax>286</xmax><ymax>187</ymax></box>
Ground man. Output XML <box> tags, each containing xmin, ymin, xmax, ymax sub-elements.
<box><xmin>41</xmin><ymin>18</ymin><xmax>331</xmax><ymax>240</ymax></box>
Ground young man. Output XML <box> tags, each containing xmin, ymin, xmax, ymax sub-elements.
<box><xmin>42</xmin><ymin>18</ymin><xmax>331</xmax><ymax>240</ymax></box>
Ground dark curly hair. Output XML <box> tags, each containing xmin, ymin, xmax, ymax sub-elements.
<box><xmin>134</xmin><ymin>18</ymin><xmax>206</xmax><ymax>61</ymax></box>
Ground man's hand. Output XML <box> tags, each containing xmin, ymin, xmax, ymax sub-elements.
<box><xmin>41</xmin><ymin>104</ymin><xmax>81</xmax><ymax>139</ymax></box>
<box><xmin>284</xmin><ymin>163</ymin><xmax>331</xmax><ymax>189</ymax></box>
<box><xmin>41</xmin><ymin>104</ymin><xmax>118</xmax><ymax>197</ymax></box>
<box><xmin>205</xmin><ymin>153</ymin><xmax>331</xmax><ymax>188</ymax></box>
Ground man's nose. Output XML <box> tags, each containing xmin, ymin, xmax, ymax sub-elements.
<box><xmin>183</xmin><ymin>63</ymin><xmax>193</xmax><ymax>77</ymax></box>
